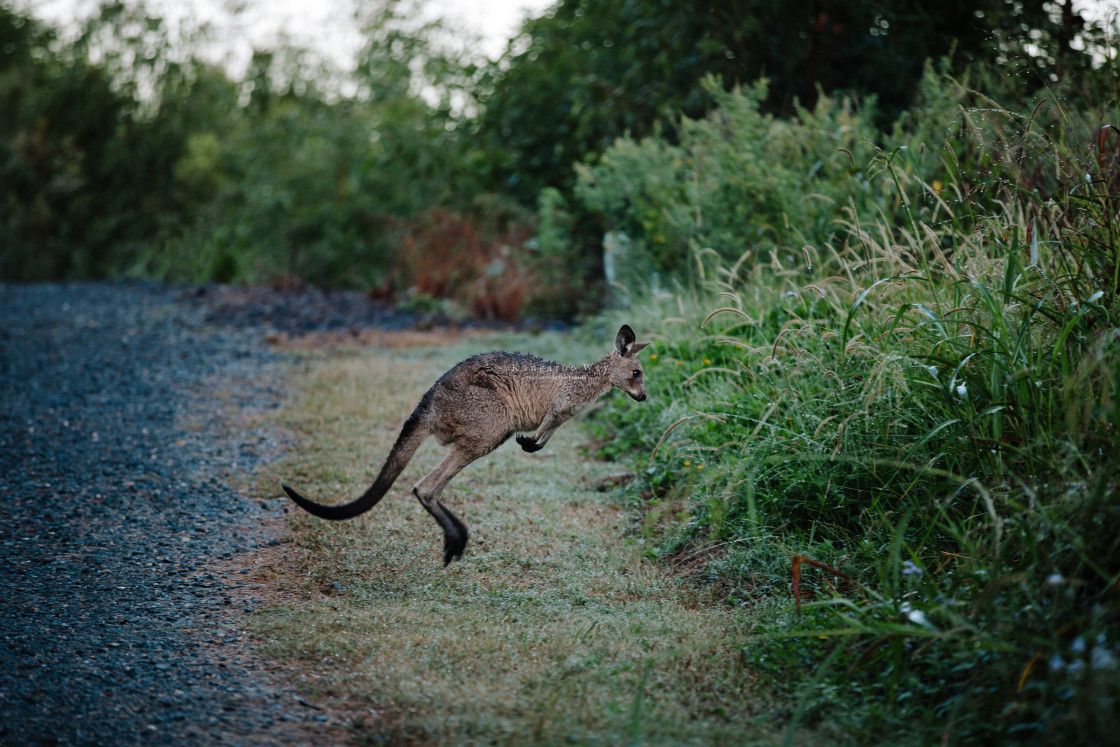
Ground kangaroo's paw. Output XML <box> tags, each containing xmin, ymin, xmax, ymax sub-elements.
<box><xmin>443</xmin><ymin>532</ymin><xmax>468</xmax><ymax>567</ymax></box>
<box><xmin>516</xmin><ymin>434</ymin><xmax>543</xmax><ymax>453</ymax></box>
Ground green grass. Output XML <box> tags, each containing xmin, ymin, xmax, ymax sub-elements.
<box><xmin>246</xmin><ymin>333</ymin><xmax>793</xmax><ymax>745</ymax></box>
<box><xmin>587</xmin><ymin>94</ymin><xmax>1120</xmax><ymax>743</ymax></box>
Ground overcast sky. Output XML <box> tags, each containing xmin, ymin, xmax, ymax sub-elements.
<box><xmin>23</xmin><ymin>0</ymin><xmax>556</xmax><ymax>74</ymax></box>
<box><xmin>20</xmin><ymin>0</ymin><xmax>1120</xmax><ymax>77</ymax></box>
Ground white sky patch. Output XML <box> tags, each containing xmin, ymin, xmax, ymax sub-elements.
<box><xmin>21</xmin><ymin>0</ymin><xmax>554</xmax><ymax>77</ymax></box>
<box><xmin>429</xmin><ymin>0</ymin><xmax>552</xmax><ymax>58</ymax></box>
<box><xmin>1077</xmin><ymin>0</ymin><xmax>1120</xmax><ymax>23</ymax></box>
<box><xmin>19</xmin><ymin>0</ymin><xmax>1119</xmax><ymax>77</ymax></box>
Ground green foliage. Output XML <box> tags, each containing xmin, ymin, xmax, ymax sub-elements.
<box><xmin>0</xmin><ymin>3</ymin><xmax>191</xmax><ymax>279</ymax></box>
<box><xmin>529</xmin><ymin>187</ymin><xmax>603</xmax><ymax>317</ymax></box>
<box><xmin>576</xmin><ymin>76</ymin><xmax>884</xmax><ymax>278</ymax></box>
<box><xmin>486</xmin><ymin>0</ymin><xmax>1107</xmax><ymax>310</ymax></box>
<box><xmin>145</xmin><ymin>2</ymin><xmax>496</xmax><ymax>289</ymax></box>
<box><xmin>0</xmin><ymin>0</ymin><xmax>601</xmax><ymax>315</ymax></box>
<box><xmin>3</xmin><ymin>0</ymin><xmax>1111</xmax><ymax>323</ymax></box>
<box><xmin>573</xmin><ymin>58</ymin><xmax>1120</xmax><ymax>283</ymax></box>
<box><xmin>483</xmin><ymin>0</ymin><xmax>1096</xmax><ymax>205</ymax></box>
<box><xmin>590</xmin><ymin>81</ymin><xmax>1120</xmax><ymax>742</ymax></box>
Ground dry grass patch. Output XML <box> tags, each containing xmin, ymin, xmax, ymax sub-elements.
<box><xmin>252</xmin><ymin>333</ymin><xmax>778</xmax><ymax>745</ymax></box>
<box><xmin>267</xmin><ymin>326</ymin><xmax>480</xmax><ymax>352</ymax></box>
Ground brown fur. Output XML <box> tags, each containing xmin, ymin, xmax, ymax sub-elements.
<box><xmin>283</xmin><ymin>325</ymin><xmax>650</xmax><ymax>565</ymax></box>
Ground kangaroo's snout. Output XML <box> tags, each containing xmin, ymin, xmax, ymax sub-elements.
<box><xmin>610</xmin><ymin>326</ymin><xmax>651</xmax><ymax>405</ymax></box>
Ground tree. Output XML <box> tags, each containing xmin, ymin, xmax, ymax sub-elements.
<box><xmin>0</xmin><ymin>4</ymin><xmax>191</xmax><ymax>279</ymax></box>
<box><xmin>479</xmin><ymin>0</ymin><xmax>1096</xmax><ymax>205</ymax></box>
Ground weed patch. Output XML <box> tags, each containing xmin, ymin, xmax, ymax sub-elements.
<box><xmin>587</xmin><ymin>77</ymin><xmax>1120</xmax><ymax>743</ymax></box>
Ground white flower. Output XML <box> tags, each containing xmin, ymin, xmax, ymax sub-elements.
<box><xmin>1087</xmin><ymin>291</ymin><xmax>1103</xmax><ymax>303</ymax></box>
<box><xmin>900</xmin><ymin>602</ymin><xmax>930</xmax><ymax>627</ymax></box>
<box><xmin>1046</xmin><ymin>573</ymin><xmax>1064</xmax><ymax>585</ymax></box>
<box><xmin>902</xmin><ymin>560</ymin><xmax>924</xmax><ymax>577</ymax></box>
<box><xmin>926</xmin><ymin>366</ymin><xmax>939</xmax><ymax>379</ymax></box>
<box><xmin>955</xmin><ymin>383</ymin><xmax>968</xmax><ymax>398</ymax></box>
<box><xmin>1091</xmin><ymin>646</ymin><xmax>1118</xmax><ymax>670</ymax></box>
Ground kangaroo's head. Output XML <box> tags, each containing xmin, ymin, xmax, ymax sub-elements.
<box><xmin>609</xmin><ymin>325</ymin><xmax>651</xmax><ymax>402</ymax></box>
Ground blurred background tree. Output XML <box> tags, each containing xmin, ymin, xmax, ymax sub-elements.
<box><xmin>0</xmin><ymin>3</ymin><xmax>191</xmax><ymax>279</ymax></box>
<box><xmin>480</xmin><ymin>0</ymin><xmax>1092</xmax><ymax>204</ymax></box>
<box><xmin>0</xmin><ymin>0</ymin><xmax>1108</xmax><ymax>316</ymax></box>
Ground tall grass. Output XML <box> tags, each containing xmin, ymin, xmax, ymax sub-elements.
<box><xmin>590</xmin><ymin>89</ymin><xmax>1120</xmax><ymax>742</ymax></box>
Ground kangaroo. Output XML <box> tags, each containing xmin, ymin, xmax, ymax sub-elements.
<box><xmin>282</xmin><ymin>325</ymin><xmax>651</xmax><ymax>566</ymax></box>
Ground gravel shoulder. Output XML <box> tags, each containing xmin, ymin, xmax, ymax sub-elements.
<box><xmin>0</xmin><ymin>281</ymin><xmax>452</xmax><ymax>745</ymax></box>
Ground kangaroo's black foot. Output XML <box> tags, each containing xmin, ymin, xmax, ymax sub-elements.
<box><xmin>516</xmin><ymin>434</ymin><xmax>543</xmax><ymax>453</ymax></box>
<box><xmin>443</xmin><ymin>531</ymin><xmax>468</xmax><ymax>567</ymax></box>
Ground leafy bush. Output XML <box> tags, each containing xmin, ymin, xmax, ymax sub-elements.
<box><xmin>1</xmin><ymin>1</ymin><xmax>597</xmax><ymax>317</ymax></box>
<box><xmin>575</xmin><ymin>76</ymin><xmax>894</xmax><ymax>280</ymax></box>
<box><xmin>386</xmin><ymin>205</ymin><xmax>533</xmax><ymax>321</ymax></box>
<box><xmin>0</xmin><ymin>4</ymin><xmax>191</xmax><ymax>280</ymax></box>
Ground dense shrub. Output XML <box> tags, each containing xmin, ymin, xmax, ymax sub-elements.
<box><xmin>387</xmin><ymin>205</ymin><xmax>537</xmax><ymax>321</ymax></box>
<box><xmin>0</xmin><ymin>5</ymin><xmax>190</xmax><ymax>280</ymax></box>
<box><xmin>575</xmin><ymin>76</ymin><xmax>883</xmax><ymax>281</ymax></box>
<box><xmin>588</xmin><ymin>78</ymin><xmax>1120</xmax><ymax>742</ymax></box>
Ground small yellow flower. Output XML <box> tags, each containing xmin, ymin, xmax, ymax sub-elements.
<box><xmin>677</xmin><ymin>360</ymin><xmax>683</xmax><ymax>365</ymax></box>
<box><xmin>683</xmin><ymin>461</ymin><xmax>691</xmax><ymax>466</ymax></box>
<box><xmin>650</xmin><ymin>354</ymin><xmax>658</xmax><ymax>361</ymax></box>
<box><xmin>704</xmin><ymin>358</ymin><xmax>711</xmax><ymax>364</ymax></box>
<box><xmin>932</xmin><ymin>180</ymin><xmax>943</xmax><ymax>192</ymax></box>
<box><xmin>697</xmin><ymin>465</ymin><xmax>704</xmax><ymax>470</ymax></box>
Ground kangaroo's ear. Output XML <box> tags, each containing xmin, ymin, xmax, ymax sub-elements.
<box><xmin>629</xmin><ymin>341</ymin><xmax>650</xmax><ymax>356</ymax></box>
<box><xmin>615</xmin><ymin>325</ymin><xmax>637</xmax><ymax>356</ymax></box>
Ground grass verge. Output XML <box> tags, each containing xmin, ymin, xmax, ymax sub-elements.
<box><xmin>243</xmin><ymin>331</ymin><xmax>788</xmax><ymax>745</ymax></box>
<box><xmin>584</xmin><ymin>83</ymin><xmax>1120</xmax><ymax>743</ymax></box>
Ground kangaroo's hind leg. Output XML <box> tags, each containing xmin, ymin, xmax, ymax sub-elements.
<box><xmin>413</xmin><ymin>447</ymin><xmax>478</xmax><ymax>566</ymax></box>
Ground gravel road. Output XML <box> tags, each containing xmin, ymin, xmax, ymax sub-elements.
<box><xmin>0</xmin><ymin>281</ymin><xmax>468</xmax><ymax>745</ymax></box>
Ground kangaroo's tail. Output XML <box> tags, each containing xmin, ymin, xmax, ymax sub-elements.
<box><xmin>282</xmin><ymin>395</ymin><xmax>431</xmax><ymax>520</ymax></box>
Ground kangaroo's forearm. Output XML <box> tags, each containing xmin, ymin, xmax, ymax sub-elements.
<box><xmin>530</xmin><ymin>412</ymin><xmax>562</xmax><ymax>447</ymax></box>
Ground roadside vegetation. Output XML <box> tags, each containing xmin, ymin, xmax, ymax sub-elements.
<box><xmin>3</xmin><ymin>0</ymin><xmax>1105</xmax><ymax>317</ymax></box>
<box><xmin>586</xmin><ymin>71</ymin><xmax>1120</xmax><ymax>744</ymax></box>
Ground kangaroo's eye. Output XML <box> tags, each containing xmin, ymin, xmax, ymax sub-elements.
<box><xmin>633</xmin><ymin>370</ymin><xmax>641</xmax><ymax>378</ymax></box>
